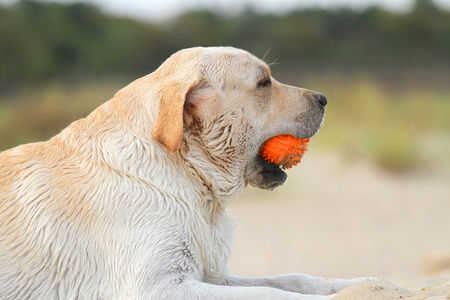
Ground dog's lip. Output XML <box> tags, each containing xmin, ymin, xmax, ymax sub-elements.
<box><xmin>267</xmin><ymin>129</ymin><xmax>315</xmax><ymax>141</ymax></box>
<box><xmin>245</xmin><ymin>154</ymin><xmax>288</xmax><ymax>190</ymax></box>
<box><xmin>261</xmin><ymin>157</ymin><xmax>284</xmax><ymax>171</ymax></box>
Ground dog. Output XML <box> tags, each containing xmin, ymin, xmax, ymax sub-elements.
<box><xmin>0</xmin><ymin>47</ymin><xmax>371</xmax><ymax>299</ymax></box>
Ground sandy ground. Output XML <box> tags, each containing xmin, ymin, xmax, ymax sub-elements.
<box><xmin>227</xmin><ymin>151</ymin><xmax>450</xmax><ymax>298</ymax></box>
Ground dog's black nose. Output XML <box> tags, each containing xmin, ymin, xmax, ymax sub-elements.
<box><xmin>316</xmin><ymin>93</ymin><xmax>328</xmax><ymax>107</ymax></box>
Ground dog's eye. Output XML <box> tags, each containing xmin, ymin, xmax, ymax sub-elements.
<box><xmin>258</xmin><ymin>78</ymin><xmax>271</xmax><ymax>87</ymax></box>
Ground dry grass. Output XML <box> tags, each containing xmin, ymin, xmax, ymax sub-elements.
<box><xmin>307</xmin><ymin>75</ymin><xmax>450</xmax><ymax>173</ymax></box>
<box><xmin>0</xmin><ymin>79</ymin><xmax>126</xmax><ymax>150</ymax></box>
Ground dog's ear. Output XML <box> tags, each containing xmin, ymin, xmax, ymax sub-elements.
<box><xmin>152</xmin><ymin>75</ymin><xmax>202</xmax><ymax>154</ymax></box>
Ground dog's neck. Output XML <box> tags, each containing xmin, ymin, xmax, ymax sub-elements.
<box><xmin>181</xmin><ymin>122</ymin><xmax>247</xmax><ymax>207</ymax></box>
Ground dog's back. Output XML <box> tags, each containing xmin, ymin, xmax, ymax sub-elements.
<box><xmin>1</xmin><ymin>134</ymin><xmax>91</xmax><ymax>298</ymax></box>
<box><xmin>0</xmin><ymin>94</ymin><xmax>187</xmax><ymax>299</ymax></box>
<box><xmin>0</xmin><ymin>111</ymin><xmax>124</xmax><ymax>299</ymax></box>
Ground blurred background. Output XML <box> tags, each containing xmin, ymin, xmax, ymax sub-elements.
<box><xmin>0</xmin><ymin>0</ymin><xmax>449</xmax><ymax>286</ymax></box>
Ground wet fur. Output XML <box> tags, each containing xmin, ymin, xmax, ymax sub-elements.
<box><xmin>0</xmin><ymin>47</ymin><xmax>374</xmax><ymax>299</ymax></box>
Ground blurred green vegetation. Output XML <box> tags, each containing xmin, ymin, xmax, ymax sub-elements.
<box><xmin>1</xmin><ymin>0</ymin><xmax>449</xmax><ymax>86</ymax></box>
<box><xmin>0</xmin><ymin>0</ymin><xmax>449</xmax><ymax>173</ymax></box>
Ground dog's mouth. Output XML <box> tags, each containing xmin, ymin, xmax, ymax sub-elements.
<box><xmin>243</xmin><ymin>113</ymin><xmax>323</xmax><ymax>190</ymax></box>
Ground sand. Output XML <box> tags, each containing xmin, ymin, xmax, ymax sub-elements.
<box><xmin>333</xmin><ymin>278</ymin><xmax>450</xmax><ymax>299</ymax></box>
<box><xmin>227</xmin><ymin>151</ymin><xmax>450</xmax><ymax>299</ymax></box>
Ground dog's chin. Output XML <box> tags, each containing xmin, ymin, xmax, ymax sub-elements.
<box><xmin>244</xmin><ymin>155</ymin><xmax>287</xmax><ymax>191</ymax></box>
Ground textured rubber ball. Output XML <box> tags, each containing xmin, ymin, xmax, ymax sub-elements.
<box><xmin>259</xmin><ymin>135</ymin><xmax>310</xmax><ymax>169</ymax></box>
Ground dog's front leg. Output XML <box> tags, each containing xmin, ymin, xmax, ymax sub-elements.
<box><xmin>149</xmin><ymin>277</ymin><xmax>333</xmax><ymax>300</ymax></box>
<box><xmin>223</xmin><ymin>273</ymin><xmax>372</xmax><ymax>295</ymax></box>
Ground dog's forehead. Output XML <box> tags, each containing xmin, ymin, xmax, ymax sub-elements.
<box><xmin>201</xmin><ymin>47</ymin><xmax>270</xmax><ymax>80</ymax></box>
<box><xmin>202</xmin><ymin>47</ymin><xmax>253</xmax><ymax>60</ymax></box>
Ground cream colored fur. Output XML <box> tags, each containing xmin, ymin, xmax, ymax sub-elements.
<box><xmin>0</xmin><ymin>47</ymin><xmax>375</xmax><ymax>299</ymax></box>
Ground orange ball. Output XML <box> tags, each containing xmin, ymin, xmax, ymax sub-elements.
<box><xmin>259</xmin><ymin>135</ymin><xmax>310</xmax><ymax>169</ymax></box>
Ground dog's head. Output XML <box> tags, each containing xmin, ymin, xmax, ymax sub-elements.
<box><xmin>151</xmin><ymin>47</ymin><xmax>326</xmax><ymax>191</ymax></box>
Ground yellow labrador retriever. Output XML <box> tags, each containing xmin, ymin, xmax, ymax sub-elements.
<box><xmin>0</xmin><ymin>47</ymin><xmax>368</xmax><ymax>299</ymax></box>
